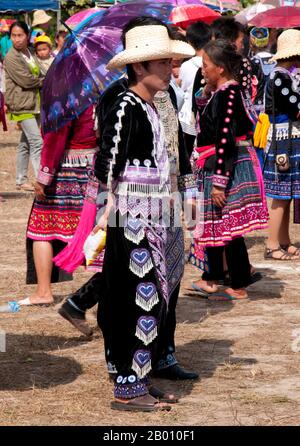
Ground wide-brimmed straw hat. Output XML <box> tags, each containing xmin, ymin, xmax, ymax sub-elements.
<box><xmin>271</xmin><ymin>29</ymin><xmax>300</xmax><ymax>61</ymax></box>
<box><xmin>32</xmin><ymin>10</ymin><xmax>52</xmax><ymax>27</ymax></box>
<box><xmin>107</xmin><ymin>25</ymin><xmax>195</xmax><ymax>70</ymax></box>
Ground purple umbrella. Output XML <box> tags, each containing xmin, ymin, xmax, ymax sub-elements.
<box><xmin>41</xmin><ymin>0</ymin><xmax>195</xmax><ymax>134</ymax></box>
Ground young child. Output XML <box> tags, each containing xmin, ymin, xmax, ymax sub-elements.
<box><xmin>34</xmin><ymin>35</ymin><xmax>54</xmax><ymax>75</ymax></box>
<box><xmin>53</xmin><ymin>29</ymin><xmax>67</xmax><ymax>56</ymax></box>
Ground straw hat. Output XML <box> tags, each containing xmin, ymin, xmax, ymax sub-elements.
<box><xmin>32</xmin><ymin>10</ymin><xmax>52</xmax><ymax>27</ymax></box>
<box><xmin>34</xmin><ymin>35</ymin><xmax>52</xmax><ymax>46</ymax></box>
<box><xmin>107</xmin><ymin>25</ymin><xmax>195</xmax><ymax>70</ymax></box>
<box><xmin>271</xmin><ymin>29</ymin><xmax>300</xmax><ymax>61</ymax></box>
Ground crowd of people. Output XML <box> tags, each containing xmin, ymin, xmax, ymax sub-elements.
<box><xmin>1</xmin><ymin>7</ymin><xmax>300</xmax><ymax>413</ymax></box>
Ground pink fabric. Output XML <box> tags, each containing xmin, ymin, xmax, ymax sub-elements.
<box><xmin>249</xmin><ymin>146</ymin><xmax>268</xmax><ymax>208</ymax></box>
<box><xmin>53</xmin><ymin>199</ymin><xmax>97</xmax><ymax>273</ymax></box>
<box><xmin>195</xmin><ymin>135</ymin><xmax>249</xmax><ymax>169</ymax></box>
<box><xmin>195</xmin><ymin>145</ymin><xmax>215</xmax><ymax>168</ymax></box>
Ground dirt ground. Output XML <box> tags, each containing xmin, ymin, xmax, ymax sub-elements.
<box><xmin>0</xmin><ymin>123</ymin><xmax>300</xmax><ymax>426</ymax></box>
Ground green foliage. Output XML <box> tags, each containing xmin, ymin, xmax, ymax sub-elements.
<box><xmin>239</xmin><ymin>0</ymin><xmax>257</xmax><ymax>8</ymax></box>
<box><xmin>61</xmin><ymin>0</ymin><xmax>95</xmax><ymax>17</ymax></box>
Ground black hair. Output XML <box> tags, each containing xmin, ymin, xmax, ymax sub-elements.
<box><xmin>211</xmin><ymin>17</ymin><xmax>245</xmax><ymax>43</ymax></box>
<box><xmin>168</xmin><ymin>26</ymin><xmax>187</xmax><ymax>43</ymax></box>
<box><xmin>55</xmin><ymin>30</ymin><xmax>67</xmax><ymax>40</ymax></box>
<box><xmin>203</xmin><ymin>39</ymin><xmax>242</xmax><ymax>81</ymax></box>
<box><xmin>186</xmin><ymin>21</ymin><xmax>212</xmax><ymax>51</ymax></box>
<box><xmin>9</xmin><ymin>21</ymin><xmax>29</xmax><ymax>37</ymax></box>
<box><xmin>121</xmin><ymin>16</ymin><xmax>171</xmax><ymax>85</ymax></box>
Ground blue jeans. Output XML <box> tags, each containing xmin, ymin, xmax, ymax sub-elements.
<box><xmin>16</xmin><ymin>117</ymin><xmax>42</xmax><ymax>185</ymax></box>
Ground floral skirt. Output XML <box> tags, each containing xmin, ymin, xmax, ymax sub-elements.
<box><xmin>193</xmin><ymin>146</ymin><xmax>269</xmax><ymax>248</ymax></box>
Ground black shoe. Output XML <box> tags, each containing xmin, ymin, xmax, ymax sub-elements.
<box><xmin>58</xmin><ymin>301</ymin><xmax>93</xmax><ymax>337</ymax></box>
<box><xmin>152</xmin><ymin>364</ymin><xmax>199</xmax><ymax>380</ymax></box>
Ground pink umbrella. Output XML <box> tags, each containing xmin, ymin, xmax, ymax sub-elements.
<box><xmin>251</xmin><ymin>5</ymin><xmax>300</xmax><ymax>28</ymax></box>
<box><xmin>170</xmin><ymin>4</ymin><xmax>220</xmax><ymax>29</ymax></box>
<box><xmin>65</xmin><ymin>7</ymin><xmax>105</xmax><ymax>29</ymax></box>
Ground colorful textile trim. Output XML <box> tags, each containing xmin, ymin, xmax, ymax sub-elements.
<box><xmin>37</xmin><ymin>168</ymin><xmax>54</xmax><ymax>186</ymax></box>
<box><xmin>177</xmin><ymin>173</ymin><xmax>198</xmax><ymax>194</ymax></box>
<box><xmin>38</xmin><ymin>148</ymin><xmax>96</xmax><ymax>186</ymax></box>
<box><xmin>132</xmin><ymin>350</ymin><xmax>152</xmax><ymax>379</ymax></box>
<box><xmin>61</xmin><ymin>148</ymin><xmax>96</xmax><ymax>168</ymax></box>
<box><xmin>136</xmin><ymin>282</ymin><xmax>159</xmax><ymax>311</ymax></box>
<box><xmin>267</xmin><ymin>122</ymin><xmax>300</xmax><ymax>141</ymax></box>
<box><xmin>212</xmin><ymin>174</ymin><xmax>229</xmax><ymax>188</ymax></box>
<box><xmin>135</xmin><ymin>316</ymin><xmax>158</xmax><ymax>346</ymax></box>
<box><xmin>124</xmin><ymin>218</ymin><xmax>145</xmax><ymax>245</ymax></box>
<box><xmin>114</xmin><ymin>375</ymin><xmax>148</xmax><ymax>399</ymax></box>
<box><xmin>129</xmin><ymin>248</ymin><xmax>153</xmax><ymax>278</ymax></box>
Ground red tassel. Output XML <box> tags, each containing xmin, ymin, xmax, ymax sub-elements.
<box><xmin>53</xmin><ymin>199</ymin><xmax>97</xmax><ymax>273</ymax></box>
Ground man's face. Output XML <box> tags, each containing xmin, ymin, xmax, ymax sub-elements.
<box><xmin>137</xmin><ymin>58</ymin><xmax>172</xmax><ymax>93</ymax></box>
<box><xmin>36</xmin><ymin>43</ymin><xmax>51</xmax><ymax>60</ymax></box>
<box><xmin>10</xmin><ymin>26</ymin><xmax>28</xmax><ymax>51</ymax></box>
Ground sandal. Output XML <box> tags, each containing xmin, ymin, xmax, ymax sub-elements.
<box><xmin>264</xmin><ymin>247</ymin><xmax>299</xmax><ymax>261</ymax></box>
<box><xmin>280</xmin><ymin>244</ymin><xmax>300</xmax><ymax>257</ymax></box>
<box><xmin>208</xmin><ymin>290</ymin><xmax>248</xmax><ymax>301</ymax></box>
<box><xmin>148</xmin><ymin>386</ymin><xmax>179</xmax><ymax>404</ymax></box>
<box><xmin>111</xmin><ymin>393</ymin><xmax>171</xmax><ymax>412</ymax></box>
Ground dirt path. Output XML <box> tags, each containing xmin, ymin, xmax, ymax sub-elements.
<box><xmin>0</xmin><ymin>126</ymin><xmax>300</xmax><ymax>426</ymax></box>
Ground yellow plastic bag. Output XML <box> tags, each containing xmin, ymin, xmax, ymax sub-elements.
<box><xmin>83</xmin><ymin>229</ymin><xmax>106</xmax><ymax>266</ymax></box>
<box><xmin>253</xmin><ymin>113</ymin><xmax>270</xmax><ymax>150</ymax></box>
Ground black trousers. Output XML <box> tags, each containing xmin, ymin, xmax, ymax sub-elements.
<box><xmin>202</xmin><ymin>237</ymin><xmax>251</xmax><ymax>289</ymax></box>
<box><xmin>69</xmin><ymin>271</ymin><xmax>180</xmax><ymax>370</ymax></box>
<box><xmin>183</xmin><ymin>132</ymin><xmax>196</xmax><ymax>158</ymax></box>
<box><xmin>70</xmin><ymin>272</ymin><xmax>102</xmax><ymax>311</ymax></box>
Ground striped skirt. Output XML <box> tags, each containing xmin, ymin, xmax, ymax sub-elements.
<box><xmin>27</xmin><ymin>159</ymin><xmax>93</xmax><ymax>243</ymax></box>
<box><xmin>194</xmin><ymin>146</ymin><xmax>268</xmax><ymax>247</ymax></box>
<box><xmin>263</xmin><ymin>136</ymin><xmax>300</xmax><ymax>200</ymax></box>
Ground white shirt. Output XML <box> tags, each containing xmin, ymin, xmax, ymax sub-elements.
<box><xmin>179</xmin><ymin>56</ymin><xmax>203</xmax><ymax>136</ymax></box>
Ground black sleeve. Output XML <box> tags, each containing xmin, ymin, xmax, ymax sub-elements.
<box><xmin>96</xmin><ymin>77</ymin><xmax>128</xmax><ymax>127</ymax></box>
<box><xmin>168</xmin><ymin>84</ymin><xmax>178</xmax><ymax>111</ymax></box>
<box><xmin>94</xmin><ymin>96</ymin><xmax>134</xmax><ymax>189</ymax></box>
<box><xmin>178</xmin><ymin>121</ymin><xmax>192</xmax><ymax>176</ymax></box>
<box><xmin>238</xmin><ymin>57</ymin><xmax>253</xmax><ymax>98</ymax></box>
<box><xmin>273</xmin><ymin>72</ymin><xmax>300</xmax><ymax>121</ymax></box>
<box><xmin>192</xmin><ymin>67</ymin><xmax>205</xmax><ymax>115</ymax></box>
<box><xmin>211</xmin><ymin>86</ymin><xmax>238</xmax><ymax>188</ymax></box>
